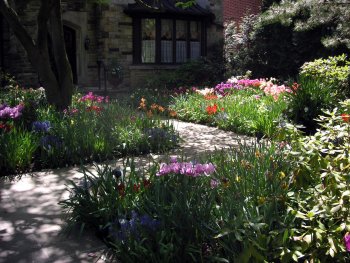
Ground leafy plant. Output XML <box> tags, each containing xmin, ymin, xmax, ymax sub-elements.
<box><xmin>285</xmin><ymin>77</ymin><xmax>341</xmax><ymax>134</ymax></box>
<box><xmin>0</xmin><ymin>128</ymin><xmax>38</xmax><ymax>175</ymax></box>
<box><xmin>277</xmin><ymin>100</ymin><xmax>350</xmax><ymax>262</ymax></box>
<box><xmin>300</xmin><ymin>54</ymin><xmax>350</xmax><ymax>97</ymax></box>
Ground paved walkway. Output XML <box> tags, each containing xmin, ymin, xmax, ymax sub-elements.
<box><xmin>0</xmin><ymin>120</ymin><xmax>252</xmax><ymax>263</ymax></box>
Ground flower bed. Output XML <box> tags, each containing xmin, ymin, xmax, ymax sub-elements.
<box><xmin>0</xmin><ymin>89</ymin><xmax>178</xmax><ymax>176</ymax></box>
<box><xmin>169</xmin><ymin>77</ymin><xmax>290</xmax><ymax>137</ymax></box>
<box><xmin>61</xmin><ymin>100</ymin><xmax>350</xmax><ymax>262</ymax></box>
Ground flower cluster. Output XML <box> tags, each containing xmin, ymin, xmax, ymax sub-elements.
<box><xmin>32</xmin><ymin>121</ymin><xmax>51</xmax><ymax>133</ymax></box>
<box><xmin>214</xmin><ymin>77</ymin><xmax>292</xmax><ymax>100</ymax></box>
<box><xmin>0</xmin><ymin>103</ymin><xmax>24</xmax><ymax>119</ymax></box>
<box><xmin>215</xmin><ymin>82</ymin><xmax>240</xmax><ymax>96</ymax></box>
<box><xmin>237</xmin><ymin>79</ymin><xmax>261</xmax><ymax>87</ymax></box>
<box><xmin>156</xmin><ymin>157</ymin><xmax>216</xmax><ymax>177</ymax></box>
<box><xmin>259</xmin><ymin>80</ymin><xmax>292</xmax><ymax>100</ymax></box>
<box><xmin>195</xmin><ymin>88</ymin><xmax>215</xmax><ymax>96</ymax></box>
<box><xmin>206</xmin><ymin>104</ymin><xmax>224</xmax><ymax>116</ymax></box>
<box><xmin>86</xmin><ymin>105</ymin><xmax>103</xmax><ymax>113</ymax></box>
<box><xmin>79</xmin><ymin>92</ymin><xmax>109</xmax><ymax>103</ymax></box>
<box><xmin>206</xmin><ymin>104</ymin><xmax>218</xmax><ymax>115</ymax></box>
<box><xmin>150</xmin><ymin>103</ymin><xmax>165</xmax><ymax>113</ymax></box>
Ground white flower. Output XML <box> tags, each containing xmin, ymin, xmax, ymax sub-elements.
<box><xmin>304</xmin><ymin>107</ymin><xmax>309</xmax><ymax>112</ymax></box>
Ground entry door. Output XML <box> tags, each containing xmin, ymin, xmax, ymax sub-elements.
<box><xmin>63</xmin><ymin>25</ymin><xmax>77</xmax><ymax>84</ymax></box>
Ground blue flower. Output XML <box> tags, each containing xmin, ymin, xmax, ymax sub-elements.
<box><xmin>32</xmin><ymin>121</ymin><xmax>51</xmax><ymax>133</ymax></box>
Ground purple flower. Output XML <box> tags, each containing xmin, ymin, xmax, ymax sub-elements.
<box><xmin>170</xmin><ymin>156</ymin><xmax>177</xmax><ymax>163</ymax></box>
<box><xmin>156</xmin><ymin>158</ymin><xmax>216</xmax><ymax>177</ymax></box>
<box><xmin>202</xmin><ymin>163</ymin><xmax>216</xmax><ymax>175</ymax></box>
<box><xmin>0</xmin><ymin>104</ymin><xmax>7</xmax><ymax>111</ymax></box>
<box><xmin>210</xmin><ymin>179</ymin><xmax>219</xmax><ymax>189</ymax></box>
<box><xmin>32</xmin><ymin>121</ymin><xmax>51</xmax><ymax>132</ymax></box>
<box><xmin>344</xmin><ymin>232</ymin><xmax>350</xmax><ymax>252</ymax></box>
<box><xmin>0</xmin><ymin>103</ymin><xmax>24</xmax><ymax>119</ymax></box>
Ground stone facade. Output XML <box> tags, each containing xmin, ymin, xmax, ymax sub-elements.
<box><xmin>1</xmin><ymin>0</ymin><xmax>224</xmax><ymax>91</ymax></box>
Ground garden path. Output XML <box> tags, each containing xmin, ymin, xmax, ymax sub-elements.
<box><xmin>0</xmin><ymin>120</ymin><xmax>253</xmax><ymax>263</ymax></box>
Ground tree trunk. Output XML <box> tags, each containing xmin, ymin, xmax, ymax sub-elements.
<box><xmin>0</xmin><ymin>0</ymin><xmax>74</xmax><ymax>110</ymax></box>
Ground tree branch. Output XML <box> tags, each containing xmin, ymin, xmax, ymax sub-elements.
<box><xmin>0</xmin><ymin>0</ymin><xmax>37</xmax><ymax>57</ymax></box>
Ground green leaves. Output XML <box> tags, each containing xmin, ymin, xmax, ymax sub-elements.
<box><xmin>281</xmin><ymin>99</ymin><xmax>350</xmax><ymax>261</ymax></box>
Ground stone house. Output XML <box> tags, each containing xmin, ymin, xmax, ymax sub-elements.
<box><xmin>0</xmin><ymin>0</ymin><xmax>225</xmax><ymax>91</ymax></box>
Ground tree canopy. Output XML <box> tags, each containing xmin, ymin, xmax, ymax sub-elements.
<box><xmin>261</xmin><ymin>0</ymin><xmax>350</xmax><ymax>48</ymax></box>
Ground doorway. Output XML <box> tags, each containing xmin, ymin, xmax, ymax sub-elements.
<box><xmin>63</xmin><ymin>25</ymin><xmax>77</xmax><ymax>84</ymax></box>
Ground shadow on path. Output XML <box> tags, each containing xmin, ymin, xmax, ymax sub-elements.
<box><xmin>0</xmin><ymin>120</ymin><xmax>253</xmax><ymax>263</ymax></box>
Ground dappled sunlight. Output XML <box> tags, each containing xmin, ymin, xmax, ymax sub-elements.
<box><xmin>0</xmin><ymin>167</ymin><xmax>106</xmax><ymax>263</ymax></box>
<box><xmin>0</xmin><ymin>120</ymin><xmax>251</xmax><ymax>262</ymax></box>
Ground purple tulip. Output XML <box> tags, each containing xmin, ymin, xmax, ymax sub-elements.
<box><xmin>344</xmin><ymin>233</ymin><xmax>350</xmax><ymax>252</ymax></box>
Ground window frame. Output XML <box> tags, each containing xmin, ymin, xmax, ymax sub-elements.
<box><xmin>132</xmin><ymin>15</ymin><xmax>207</xmax><ymax>65</ymax></box>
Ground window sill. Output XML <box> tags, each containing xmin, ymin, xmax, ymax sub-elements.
<box><xmin>129</xmin><ymin>64</ymin><xmax>180</xmax><ymax>70</ymax></box>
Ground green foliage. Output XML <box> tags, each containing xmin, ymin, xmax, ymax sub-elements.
<box><xmin>0</xmin><ymin>128</ymin><xmax>38</xmax><ymax>175</ymax></box>
<box><xmin>300</xmin><ymin>54</ymin><xmax>350</xmax><ymax>96</ymax></box>
<box><xmin>285</xmin><ymin>77</ymin><xmax>342</xmax><ymax>134</ymax></box>
<box><xmin>278</xmin><ymin>100</ymin><xmax>350</xmax><ymax>262</ymax></box>
<box><xmin>225</xmin><ymin>5</ymin><xmax>349</xmax><ymax>79</ymax></box>
<box><xmin>142</xmin><ymin>55</ymin><xmax>225</xmax><ymax>91</ymax></box>
<box><xmin>261</xmin><ymin>0</ymin><xmax>350</xmax><ymax>49</ymax></box>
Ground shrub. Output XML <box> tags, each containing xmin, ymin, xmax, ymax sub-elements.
<box><xmin>300</xmin><ymin>54</ymin><xmax>350</xmax><ymax>97</ymax></box>
<box><xmin>142</xmin><ymin>56</ymin><xmax>225</xmax><ymax>92</ymax></box>
<box><xmin>225</xmin><ymin>11</ymin><xmax>348</xmax><ymax>80</ymax></box>
<box><xmin>277</xmin><ymin>100</ymin><xmax>350</xmax><ymax>262</ymax></box>
<box><xmin>285</xmin><ymin>77</ymin><xmax>341</xmax><ymax>134</ymax></box>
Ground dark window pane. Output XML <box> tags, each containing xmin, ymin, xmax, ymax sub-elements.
<box><xmin>161</xmin><ymin>19</ymin><xmax>173</xmax><ymax>63</ymax></box>
<box><xmin>190</xmin><ymin>21</ymin><xmax>201</xmax><ymax>59</ymax></box>
<box><xmin>176</xmin><ymin>20</ymin><xmax>187</xmax><ymax>63</ymax></box>
<box><xmin>142</xmin><ymin>19</ymin><xmax>155</xmax><ymax>63</ymax></box>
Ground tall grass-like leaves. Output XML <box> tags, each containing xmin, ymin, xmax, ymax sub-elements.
<box><xmin>0</xmin><ymin>128</ymin><xmax>38</xmax><ymax>175</ymax></box>
<box><xmin>208</xmin><ymin>142</ymin><xmax>290</xmax><ymax>261</ymax></box>
<box><xmin>171</xmin><ymin>90</ymin><xmax>287</xmax><ymax>137</ymax></box>
<box><xmin>61</xmin><ymin>141</ymin><xmax>290</xmax><ymax>262</ymax></box>
<box><xmin>285</xmin><ymin>76</ymin><xmax>341</xmax><ymax>133</ymax></box>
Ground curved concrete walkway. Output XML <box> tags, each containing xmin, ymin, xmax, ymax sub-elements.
<box><xmin>0</xmin><ymin>120</ymin><xmax>253</xmax><ymax>263</ymax></box>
